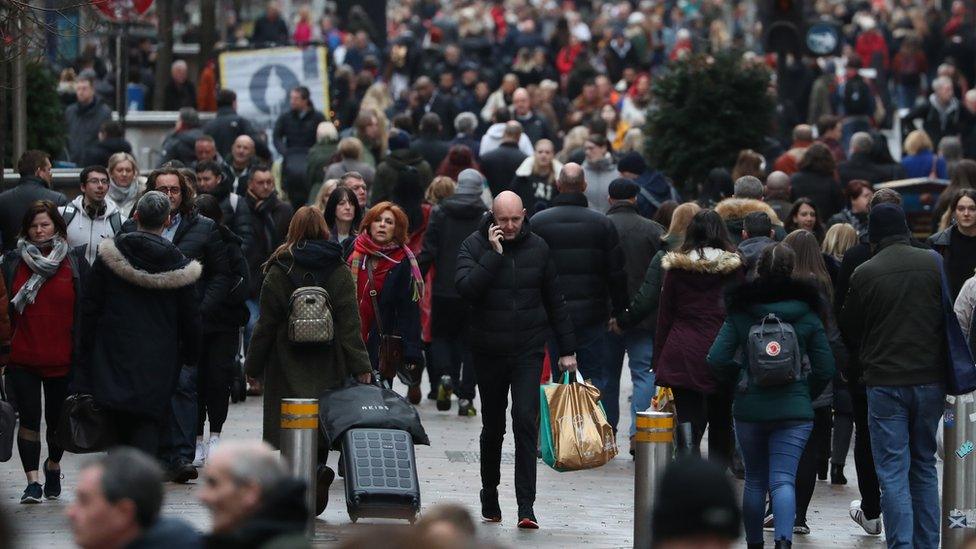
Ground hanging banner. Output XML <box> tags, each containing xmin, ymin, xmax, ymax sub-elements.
<box><xmin>218</xmin><ymin>46</ymin><xmax>330</xmax><ymax>131</ymax></box>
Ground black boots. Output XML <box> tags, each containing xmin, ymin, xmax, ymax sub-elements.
<box><xmin>675</xmin><ymin>422</ymin><xmax>695</xmax><ymax>456</ymax></box>
<box><xmin>747</xmin><ymin>543</ymin><xmax>764</xmax><ymax>549</ymax></box>
<box><xmin>831</xmin><ymin>463</ymin><xmax>848</xmax><ymax>485</ymax></box>
<box><xmin>775</xmin><ymin>540</ymin><xmax>792</xmax><ymax>548</ymax></box>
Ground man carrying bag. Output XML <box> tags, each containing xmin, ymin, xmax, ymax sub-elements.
<box><xmin>456</xmin><ymin>191</ymin><xmax>577</xmax><ymax>529</ymax></box>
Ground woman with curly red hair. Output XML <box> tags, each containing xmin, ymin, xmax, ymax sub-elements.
<box><xmin>348</xmin><ymin>202</ymin><xmax>425</xmax><ymax>394</ymax></box>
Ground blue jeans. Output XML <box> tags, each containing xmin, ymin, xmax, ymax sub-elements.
<box><xmin>735</xmin><ymin>419</ymin><xmax>813</xmax><ymax>544</ymax></box>
<box><xmin>244</xmin><ymin>298</ymin><xmax>260</xmax><ymax>352</ymax></box>
<box><xmin>158</xmin><ymin>365</ymin><xmax>198</xmax><ymax>468</ymax></box>
<box><xmin>605</xmin><ymin>328</ymin><xmax>655</xmax><ymax>436</ymax></box>
<box><xmin>867</xmin><ymin>383</ymin><xmax>944</xmax><ymax>549</ymax></box>
<box><xmin>548</xmin><ymin>323</ymin><xmax>608</xmax><ymax>391</ymax></box>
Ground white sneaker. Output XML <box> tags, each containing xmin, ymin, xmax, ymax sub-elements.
<box><xmin>192</xmin><ymin>440</ymin><xmax>206</xmax><ymax>468</ymax></box>
<box><xmin>849</xmin><ymin>499</ymin><xmax>883</xmax><ymax>535</ymax></box>
<box><xmin>207</xmin><ymin>436</ymin><xmax>221</xmax><ymax>462</ymax></box>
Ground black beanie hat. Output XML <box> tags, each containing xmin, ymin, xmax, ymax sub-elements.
<box><xmin>609</xmin><ymin>178</ymin><xmax>640</xmax><ymax>200</ymax></box>
<box><xmin>868</xmin><ymin>203</ymin><xmax>909</xmax><ymax>243</ymax></box>
<box><xmin>618</xmin><ymin>151</ymin><xmax>648</xmax><ymax>175</ymax></box>
<box><xmin>651</xmin><ymin>457</ymin><xmax>741</xmax><ymax>544</ymax></box>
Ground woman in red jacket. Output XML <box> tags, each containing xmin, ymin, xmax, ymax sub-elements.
<box><xmin>655</xmin><ymin>209</ymin><xmax>742</xmax><ymax>465</ymax></box>
<box><xmin>2</xmin><ymin>200</ymin><xmax>85</xmax><ymax>504</ymax></box>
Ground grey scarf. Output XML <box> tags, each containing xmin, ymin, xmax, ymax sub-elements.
<box><xmin>11</xmin><ymin>236</ymin><xmax>69</xmax><ymax>313</ymax></box>
<box><xmin>108</xmin><ymin>178</ymin><xmax>140</xmax><ymax>206</ymax></box>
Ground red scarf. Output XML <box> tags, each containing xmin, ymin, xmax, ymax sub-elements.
<box><xmin>348</xmin><ymin>233</ymin><xmax>423</xmax><ymax>343</ymax></box>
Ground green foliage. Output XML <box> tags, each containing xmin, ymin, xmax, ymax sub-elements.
<box><xmin>4</xmin><ymin>61</ymin><xmax>66</xmax><ymax>166</ymax></box>
<box><xmin>645</xmin><ymin>51</ymin><xmax>774</xmax><ymax>192</ymax></box>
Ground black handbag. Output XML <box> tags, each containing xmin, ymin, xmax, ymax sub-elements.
<box><xmin>57</xmin><ymin>394</ymin><xmax>117</xmax><ymax>454</ymax></box>
<box><xmin>0</xmin><ymin>375</ymin><xmax>15</xmax><ymax>462</ymax></box>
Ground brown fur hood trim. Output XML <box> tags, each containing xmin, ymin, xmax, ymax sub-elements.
<box><xmin>99</xmin><ymin>239</ymin><xmax>203</xmax><ymax>290</ymax></box>
<box><xmin>714</xmin><ymin>198</ymin><xmax>783</xmax><ymax>225</ymax></box>
<box><xmin>662</xmin><ymin>248</ymin><xmax>742</xmax><ymax>274</ymax></box>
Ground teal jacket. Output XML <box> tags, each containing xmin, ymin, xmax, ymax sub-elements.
<box><xmin>707</xmin><ymin>277</ymin><xmax>835</xmax><ymax>422</ymax></box>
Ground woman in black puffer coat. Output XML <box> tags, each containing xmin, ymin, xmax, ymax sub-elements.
<box><xmin>191</xmin><ymin>195</ymin><xmax>250</xmax><ymax>467</ymax></box>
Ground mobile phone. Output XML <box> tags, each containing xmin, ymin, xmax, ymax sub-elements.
<box><xmin>486</xmin><ymin>211</ymin><xmax>497</xmax><ymax>236</ymax></box>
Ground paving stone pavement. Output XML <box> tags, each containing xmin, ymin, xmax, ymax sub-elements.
<box><xmin>0</xmin><ymin>367</ymin><xmax>901</xmax><ymax>548</ymax></box>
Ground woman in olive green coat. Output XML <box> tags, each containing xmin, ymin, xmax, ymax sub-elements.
<box><xmin>246</xmin><ymin>206</ymin><xmax>372</xmax><ymax>449</ymax></box>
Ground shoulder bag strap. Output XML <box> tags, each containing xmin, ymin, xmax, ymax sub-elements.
<box><xmin>637</xmin><ymin>186</ymin><xmax>662</xmax><ymax>210</ymax></box>
<box><xmin>366</xmin><ymin>260</ymin><xmax>386</xmax><ymax>336</ymax></box>
<box><xmin>62</xmin><ymin>205</ymin><xmax>77</xmax><ymax>227</ymax></box>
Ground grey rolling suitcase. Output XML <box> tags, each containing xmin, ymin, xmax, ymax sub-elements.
<box><xmin>342</xmin><ymin>428</ymin><xmax>421</xmax><ymax>523</ymax></box>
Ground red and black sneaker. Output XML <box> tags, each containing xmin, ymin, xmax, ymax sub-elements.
<box><xmin>517</xmin><ymin>508</ymin><xmax>539</xmax><ymax>529</ymax></box>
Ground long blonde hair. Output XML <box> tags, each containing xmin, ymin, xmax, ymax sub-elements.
<box><xmin>558</xmin><ymin>126</ymin><xmax>590</xmax><ymax>162</ymax></box>
<box><xmin>821</xmin><ymin>223</ymin><xmax>858</xmax><ymax>260</ymax></box>
<box><xmin>312</xmin><ymin>179</ymin><xmax>339</xmax><ymax>212</ymax></box>
<box><xmin>665</xmin><ymin>202</ymin><xmax>702</xmax><ymax>240</ymax></box>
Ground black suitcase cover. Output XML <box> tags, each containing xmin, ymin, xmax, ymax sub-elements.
<box><xmin>342</xmin><ymin>428</ymin><xmax>421</xmax><ymax>522</ymax></box>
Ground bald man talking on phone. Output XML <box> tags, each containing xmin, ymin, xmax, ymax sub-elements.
<box><xmin>455</xmin><ymin>190</ymin><xmax>577</xmax><ymax>529</ymax></box>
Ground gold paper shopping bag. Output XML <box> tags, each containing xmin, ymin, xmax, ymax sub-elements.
<box><xmin>541</xmin><ymin>371</ymin><xmax>618</xmax><ymax>471</ymax></box>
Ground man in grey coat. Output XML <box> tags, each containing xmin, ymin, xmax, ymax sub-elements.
<box><xmin>64</xmin><ymin>74</ymin><xmax>112</xmax><ymax>165</ymax></box>
<box><xmin>605</xmin><ymin>179</ymin><xmax>664</xmax><ymax>451</ymax></box>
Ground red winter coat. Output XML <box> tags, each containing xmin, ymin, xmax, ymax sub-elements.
<box><xmin>654</xmin><ymin>248</ymin><xmax>742</xmax><ymax>394</ymax></box>
<box><xmin>855</xmin><ymin>31</ymin><xmax>889</xmax><ymax>71</ymax></box>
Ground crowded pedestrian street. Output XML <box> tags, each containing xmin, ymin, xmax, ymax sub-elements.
<box><xmin>1</xmin><ymin>375</ymin><xmax>895</xmax><ymax>548</ymax></box>
<box><xmin>3</xmin><ymin>0</ymin><xmax>976</xmax><ymax>547</ymax></box>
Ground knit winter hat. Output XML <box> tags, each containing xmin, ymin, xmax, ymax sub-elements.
<box><xmin>868</xmin><ymin>203</ymin><xmax>909</xmax><ymax>243</ymax></box>
<box><xmin>456</xmin><ymin>169</ymin><xmax>485</xmax><ymax>196</ymax></box>
<box><xmin>617</xmin><ymin>151</ymin><xmax>648</xmax><ymax>175</ymax></box>
<box><xmin>388</xmin><ymin>130</ymin><xmax>411</xmax><ymax>152</ymax></box>
<box><xmin>651</xmin><ymin>457</ymin><xmax>741</xmax><ymax>544</ymax></box>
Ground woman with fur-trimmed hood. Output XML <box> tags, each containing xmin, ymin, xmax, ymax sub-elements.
<box><xmin>654</xmin><ymin>210</ymin><xmax>742</xmax><ymax>464</ymax></box>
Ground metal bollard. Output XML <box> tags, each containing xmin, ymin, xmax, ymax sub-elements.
<box><xmin>942</xmin><ymin>392</ymin><xmax>974</xmax><ymax>546</ymax></box>
<box><xmin>280</xmin><ymin>398</ymin><xmax>319</xmax><ymax>538</ymax></box>
<box><xmin>634</xmin><ymin>411</ymin><xmax>674</xmax><ymax>549</ymax></box>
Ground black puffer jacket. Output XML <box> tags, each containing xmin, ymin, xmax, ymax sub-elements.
<box><xmin>160</xmin><ymin>128</ymin><xmax>204</xmax><ymax>166</ymax></box>
<box><xmin>75</xmin><ymin>233</ymin><xmax>201</xmax><ymax>419</ymax></box>
<box><xmin>206</xmin><ymin>225</ymin><xmax>250</xmax><ymax>333</ymax></box>
<box><xmin>272</xmin><ymin>109</ymin><xmax>325</xmax><ymax>154</ymax></box>
<box><xmin>530</xmin><ymin>192</ymin><xmax>628</xmax><ymax>329</ymax></box>
<box><xmin>245</xmin><ymin>193</ymin><xmax>295</xmax><ymax>297</ymax></box>
<box><xmin>456</xmin><ymin>215</ymin><xmax>576</xmax><ymax>356</ymax></box>
<box><xmin>121</xmin><ymin>210</ymin><xmax>231</xmax><ymax>320</ymax></box>
<box><xmin>418</xmin><ymin>193</ymin><xmax>487</xmax><ymax>298</ymax></box>
<box><xmin>200</xmin><ymin>176</ymin><xmax>256</xmax><ymax>255</ymax></box>
<box><xmin>203</xmin><ymin>106</ymin><xmax>259</xmax><ymax>157</ymax></box>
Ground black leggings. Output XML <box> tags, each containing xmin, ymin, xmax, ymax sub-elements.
<box><xmin>6</xmin><ymin>367</ymin><xmax>68</xmax><ymax>473</ymax></box>
<box><xmin>196</xmin><ymin>331</ymin><xmax>238</xmax><ymax>435</ymax></box>
<box><xmin>671</xmin><ymin>386</ymin><xmax>734</xmax><ymax>468</ymax></box>
<box><xmin>795</xmin><ymin>406</ymin><xmax>832</xmax><ymax>523</ymax></box>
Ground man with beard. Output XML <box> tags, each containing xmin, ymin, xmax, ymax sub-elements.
<box><xmin>59</xmin><ymin>166</ymin><xmax>123</xmax><ymax>264</ymax></box>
